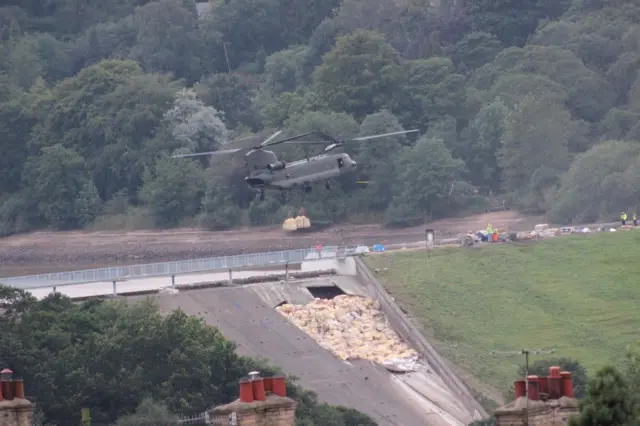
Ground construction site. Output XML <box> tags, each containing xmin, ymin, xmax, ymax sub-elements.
<box><xmin>2</xmin><ymin>210</ymin><xmax>634</xmax><ymax>425</ymax></box>
<box><xmin>128</xmin><ymin>255</ymin><xmax>487</xmax><ymax>425</ymax></box>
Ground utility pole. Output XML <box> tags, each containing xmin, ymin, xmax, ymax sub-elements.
<box><xmin>490</xmin><ymin>348</ymin><xmax>555</xmax><ymax>426</ymax></box>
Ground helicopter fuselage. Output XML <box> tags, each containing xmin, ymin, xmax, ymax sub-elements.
<box><xmin>244</xmin><ymin>150</ymin><xmax>357</xmax><ymax>190</ymax></box>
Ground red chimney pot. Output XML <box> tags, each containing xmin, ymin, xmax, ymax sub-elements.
<box><xmin>514</xmin><ymin>380</ymin><xmax>526</xmax><ymax>399</ymax></box>
<box><xmin>239</xmin><ymin>380</ymin><xmax>254</xmax><ymax>403</ymax></box>
<box><xmin>549</xmin><ymin>366</ymin><xmax>561</xmax><ymax>377</ymax></box>
<box><xmin>252</xmin><ymin>378</ymin><xmax>266</xmax><ymax>401</ymax></box>
<box><xmin>549</xmin><ymin>378</ymin><xmax>562</xmax><ymax>398</ymax></box>
<box><xmin>13</xmin><ymin>380</ymin><xmax>24</xmax><ymax>399</ymax></box>
<box><xmin>1</xmin><ymin>369</ymin><xmax>13</xmax><ymax>381</ymax></box>
<box><xmin>272</xmin><ymin>376</ymin><xmax>286</xmax><ymax>397</ymax></box>
<box><xmin>527</xmin><ymin>375</ymin><xmax>540</xmax><ymax>401</ymax></box>
<box><xmin>263</xmin><ymin>377</ymin><xmax>274</xmax><ymax>393</ymax></box>
<box><xmin>2</xmin><ymin>381</ymin><xmax>13</xmax><ymax>400</ymax></box>
<box><xmin>538</xmin><ymin>376</ymin><xmax>549</xmax><ymax>396</ymax></box>
<box><xmin>560</xmin><ymin>371</ymin><xmax>574</xmax><ymax>398</ymax></box>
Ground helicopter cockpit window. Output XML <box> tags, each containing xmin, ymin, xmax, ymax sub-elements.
<box><xmin>337</xmin><ymin>158</ymin><xmax>344</xmax><ymax>168</ymax></box>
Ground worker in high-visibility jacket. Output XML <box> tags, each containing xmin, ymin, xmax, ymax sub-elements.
<box><xmin>621</xmin><ymin>212</ymin><xmax>628</xmax><ymax>226</ymax></box>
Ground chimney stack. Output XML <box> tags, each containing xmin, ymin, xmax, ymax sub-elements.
<box><xmin>0</xmin><ymin>368</ymin><xmax>36</xmax><ymax>426</ymax></box>
<box><xmin>211</xmin><ymin>372</ymin><xmax>297</xmax><ymax>426</ymax></box>
<box><xmin>497</xmin><ymin>368</ymin><xmax>580</xmax><ymax>425</ymax></box>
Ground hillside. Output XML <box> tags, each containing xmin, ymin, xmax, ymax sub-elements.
<box><xmin>1</xmin><ymin>0</ymin><xmax>640</xmax><ymax>238</ymax></box>
<box><xmin>365</xmin><ymin>231</ymin><xmax>640</xmax><ymax>405</ymax></box>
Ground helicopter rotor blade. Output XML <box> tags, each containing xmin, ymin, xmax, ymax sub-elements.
<box><xmin>282</xmin><ymin>140</ymin><xmax>332</xmax><ymax>145</ymax></box>
<box><xmin>282</xmin><ymin>129</ymin><xmax>419</xmax><ymax>145</ymax></box>
<box><xmin>261</xmin><ymin>131</ymin><xmax>316</xmax><ymax>147</ymax></box>
<box><xmin>172</xmin><ymin>147</ymin><xmax>245</xmax><ymax>158</ymax></box>
<box><xmin>347</xmin><ymin>129</ymin><xmax>419</xmax><ymax>142</ymax></box>
<box><xmin>260</xmin><ymin>130</ymin><xmax>284</xmax><ymax>146</ymax></box>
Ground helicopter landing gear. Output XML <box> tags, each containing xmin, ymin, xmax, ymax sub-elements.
<box><xmin>325</xmin><ymin>182</ymin><xmax>331</xmax><ymax>190</ymax></box>
<box><xmin>259</xmin><ymin>190</ymin><xmax>265</xmax><ymax>201</ymax></box>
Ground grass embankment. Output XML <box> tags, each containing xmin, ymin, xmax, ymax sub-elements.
<box><xmin>365</xmin><ymin>231</ymin><xmax>640</xmax><ymax>400</ymax></box>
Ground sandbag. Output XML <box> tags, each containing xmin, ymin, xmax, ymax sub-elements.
<box><xmin>276</xmin><ymin>295</ymin><xmax>418</xmax><ymax>365</ymax></box>
<box><xmin>282</xmin><ymin>218</ymin><xmax>298</xmax><ymax>231</ymax></box>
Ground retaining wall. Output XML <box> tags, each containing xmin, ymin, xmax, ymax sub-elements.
<box><xmin>354</xmin><ymin>257</ymin><xmax>488</xmax><ymax>420</ymax></box>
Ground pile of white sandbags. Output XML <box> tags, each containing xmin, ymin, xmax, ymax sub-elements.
<box><xmin>282</xmin><ymin>215</ymin><xmax>311</xmax><ymax>231</ymax></box>
<box><xmin>276</xmin><ymin>295</ymin><xmax>418</xmax><ymax>364</ymax></box>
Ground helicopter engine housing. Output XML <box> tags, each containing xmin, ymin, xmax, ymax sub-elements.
<box><xmin>267</xmin><ymin>160</ymin><xmax>286</xmax><ymax>171</ymax></box>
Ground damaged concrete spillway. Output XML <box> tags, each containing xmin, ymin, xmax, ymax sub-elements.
<box><xmin>148</xmin><ymin>257</ymin><xmax>484</xmax><ymax>426</ymax></box>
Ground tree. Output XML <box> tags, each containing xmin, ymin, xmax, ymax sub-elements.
<box><xmin>313</xmin><ymin>30</ymin><xmax>401</xmax><ymax>119</ymax></box>
<box><xmin>130</xmin><ymin>0</ymin><xmax>202</xmax><ymax>83</ymax></box>
<box><xmin>462</xmin><ymin>0</ymin><xmax>572</xmax><ymax>47</ymax></box>
<box><xmin>3</xmin><ymin>0</ymin><xmax>640</xmax><ymax>233</ymax></box>
<box><xmin>350</xmin><ymin>110</ymin><xmax>408</xmax><ymax>211</ymax></box>
<box><xmin>30</xmin><ymin>59</ymin><xmax>181</xmax><ymax>201</ymax></box>
<box><xmin>6</xmin><ymin>33</ymin><xmax>72</xmax><ymax>89</ymax></box>
<box><xmin>548</xmin><ymin>141</ymin><xmax>640</xmax><ymax>223</ymax></box>
<box><xmin>568</xmin><ymin>366</ymin><xmax>638</xmax><ymax>426</ymax></box>
<box><xmin>263</xmin><ymin>45</ymin><xmax>309</xmax><ymax>94</ymax></box>
<box><xmin>0</xmin><ymin>78</ymin><xmax>36</xmax><ymax>195</ymax></box>
<box><xmin>389</xmin><ymin>136</ymin><xmax>465</xmax><ymax>222</ymax></box>
<box><xmin>393</xmin><ymin>57</ymin><xmax>467</xmax><ymax>131</ymax></box>
<box><xmin>499</xmin><ymin>95</ymin><xmax>574</xmax><ymax>211</ymax></box>
<box><xmin>115</xmin><ymin>399</ymin><xmax>179</xmax><ymax>426</ymax></box>
<box><xmin>164</xmin><ymin>88</ymin><xmax>228</xmax><ymax>155</ymax></box>
<box><xmin>196</xmin><ymin>73</ymin><xmax>260</xmax><ymax>130</ymax></box>
<box><xmin>22</xmin><ymin>144</ymin><xmax>94</xmax><ymax>230</ymax></box>
<box><xmin>464</xmin><ymin>100</ymin><xmax>507</xmax><ymax>193</ymax></box>
<box><xmin>200</xmin><ymin>180</ymin><xmax>243</xmax><ymax>230</ymax></box>
<box><xmin>139</xmin><ymin>155</ymin><xmax>204</xmax><ymax>227</ymax></box>
<box><xmin>0</xmin><ymin>290</ymin><xmax>376</xmax><ymax>425</ymax></box>
<box><xmin>448</xmin><ymin>32</ymin><xmax>503</xmax><ymax>73</ymax></box>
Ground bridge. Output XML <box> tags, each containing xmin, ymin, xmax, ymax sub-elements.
<box><xmin>1</xmin><ymin>245</ymin><xmax>363</xmax><ymax>289</ymax></box>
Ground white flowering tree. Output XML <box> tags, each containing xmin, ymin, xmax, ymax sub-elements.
<box><xmin>164</xmin><ymin>88</ymin><xmax>228</xmax><ymax>154</ymax></box>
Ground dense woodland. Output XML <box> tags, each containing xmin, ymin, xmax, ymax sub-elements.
<box><xmin>0</xmin><ymin>286</ymin><xmax>376</xmax><ymax>425</ymax></box>
<box><xmin>1</xmin><ymin>0</ymin><xmax>640</xmax><ymax>233</ymax></box>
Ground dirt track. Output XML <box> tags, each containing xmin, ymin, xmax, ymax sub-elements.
<box><xmin>0</xmin><ymin>211</ymin><xmax>542</xmax><ymax>276</ymax></box>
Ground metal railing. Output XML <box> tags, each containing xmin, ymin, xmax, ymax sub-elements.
<box><xmin>178</xmin><ymin>413</ymin><xmax>208</xmax><ymax>424</ymax></box>
<box><xmin>1</xmin><ymin>219</ymin><xmax>624</xmax><ymax>290</ymax></box>
<box><xmin>1</xmin><ymin>245</ymin><xmax>360</xmax><ymax>289</ymax></box>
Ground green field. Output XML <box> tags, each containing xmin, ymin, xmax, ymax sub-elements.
<box><xmin>365</xmin><ymin>231</ymin><xmax>640</xmax><ymax>400</ymax></box>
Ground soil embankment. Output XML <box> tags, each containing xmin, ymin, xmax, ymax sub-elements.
<box><xmin>0</xmin><ymin>211</ymin><xmax>539</xmax><ymax>276</ymax></box>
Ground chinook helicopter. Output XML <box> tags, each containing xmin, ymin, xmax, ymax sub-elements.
<box><xmin>172</xmin><ymin>128</ymin><xmax>419</xmax><ymax>200</ymax></box>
